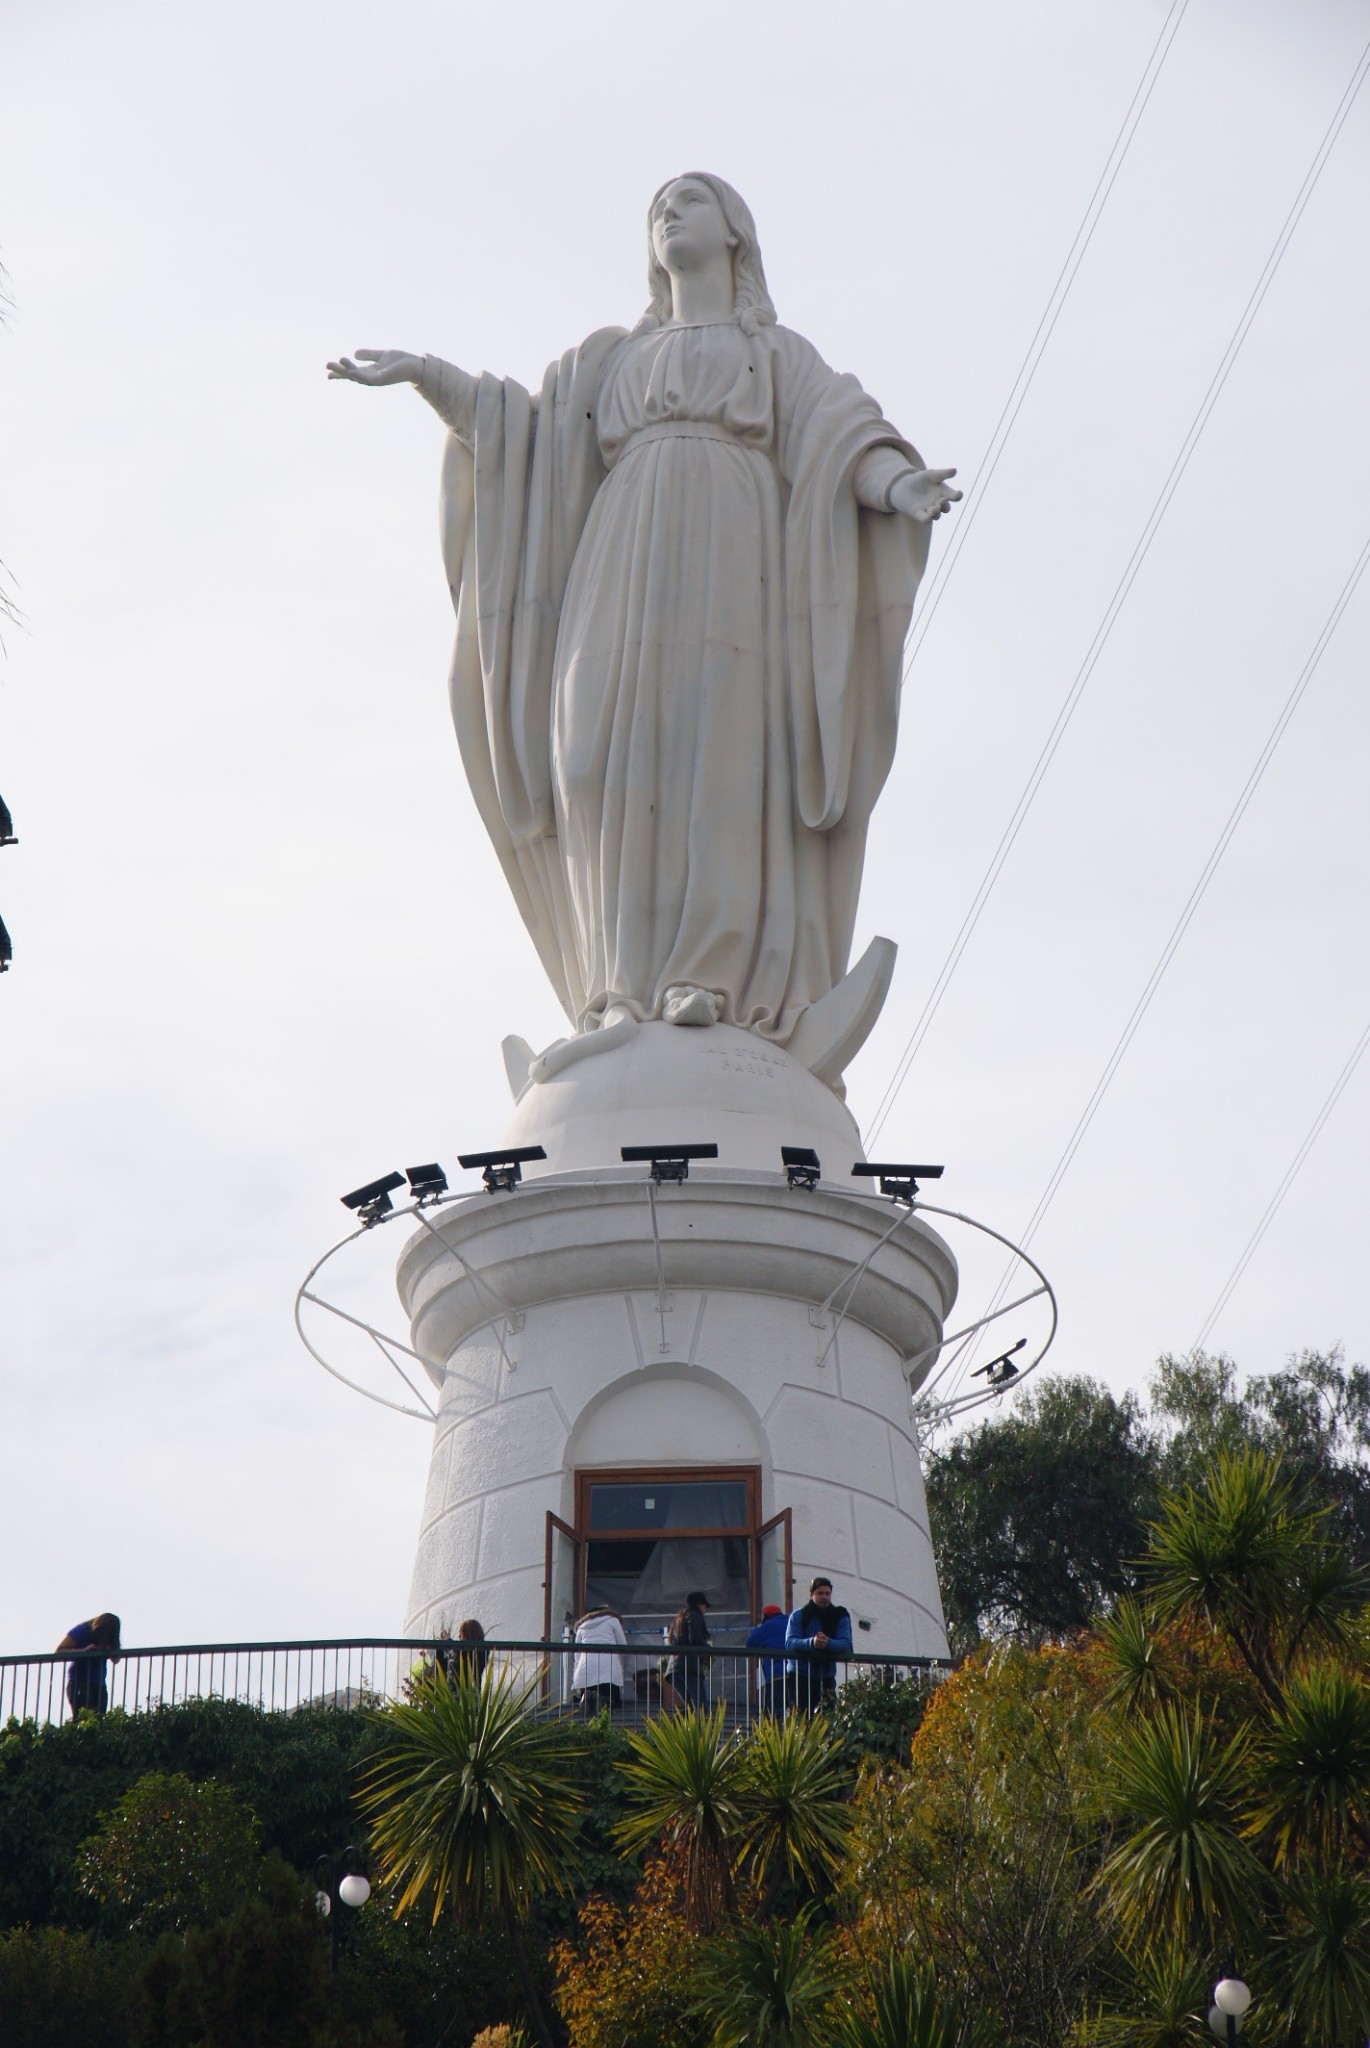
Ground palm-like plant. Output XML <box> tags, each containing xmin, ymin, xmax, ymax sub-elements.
<box><xmin>615</xmin><ymin>1706</ymin><xmax>743</xmax><ymax>1932</ymax></box>
<box><xmin>358</xmin><ymin>1666</ymin><xmax>585</xmax><ymax>2048</ymax></box>
<box><xmin>1247</xmin><ymin>1664</ymin><xmax>1370</xmax><ymax>1868</ymax></box>
<box><xmin>735</xmin><ymin>1711</ymin><xmax>853</xmax><ymax>1900</ymax></box>
<box><xmin>1095</xmin><ymin>1599</ymin><xmax>1178</xmax><ymax>1718</ymax></box>
<box><xmin>1097</xmin><ymin>1703</ymin><xmax>1263</xmax><ymax>1957</ymax></box>
<box><xmin>837</xmin><ymin>1954</ymin><xmax>993</xmax><ymax>2048</ymax></box>
<box><xmin>1143</xmin><ymin>1451</ymin><xmax>1367</xmax><ymax>1704</ymax></box>
<box><xmin>1270</xmin><ymin>1867</ymin><xmax>1370</xmax><ymax>2048</ymax></box>
<box><xmin>1075</xmin><ymin>1946</ymin><xmax>1216</xmax><ymax>2047</ymax></box>
<box><xmin>693</xmin><ymin>1907</ymin><xmax>845</xmax><ymax>2048</ymax></box>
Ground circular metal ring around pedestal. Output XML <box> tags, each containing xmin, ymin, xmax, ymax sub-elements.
<box><xmin>294</xmin><ymin>1175</ymin><xmax>1056</xmax><ymax>1429</ymax></box>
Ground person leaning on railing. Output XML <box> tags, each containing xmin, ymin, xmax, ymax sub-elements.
<box><xmin>54</xmin><ymin>1612</ymin><xmax>121</xmax><ymax>1717</ymax></box>
<box><xmin>572</xmin><ymin>1605</ymin><xmax>627</xmax><ymax>1713</ymax></box>
<box><xmin>746</xmin><ymin>1603</ymin><xmax>790</xmax><ymax>1717</ymax></box>
<box><xmin>784</xmin><ymin>1577</ymin><xmax>852</xmax><ymax>1713</ymax></box>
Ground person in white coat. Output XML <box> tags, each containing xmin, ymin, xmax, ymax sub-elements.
<box><xmin>571</xmin><ymin>1605</ymin><xmax>627</xmax><ymax>1714</ymax></box>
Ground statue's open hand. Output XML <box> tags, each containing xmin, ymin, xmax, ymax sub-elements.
<box><xmin>326</xmin><ymin>348</ymin><xmax>424</xmax><ymax>387</ymax></box>
<box><xmin>889</xmin><ymin>467</ymin><xmax>961</xmax><ymax>523</ymax></box>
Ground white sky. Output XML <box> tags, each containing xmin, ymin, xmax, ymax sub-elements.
<box><xmin>2</xmin><ymin>0</ymin><xmax>1367</xmax><ymax>1655</ymax></box>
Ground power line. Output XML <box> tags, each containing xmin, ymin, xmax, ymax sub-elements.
<box><xmin>865</xmin><ymin>28</ymin><xmax>1370</xmax><ymax>1151</ymax></box>
<box><xmin>1189</xmin><ymin>1014</ymin><xmax>1370</xmax><ymax>1357</ymax></box>
<box><xmin>901</xmin><ymin>0</ymin><xmax>1191</xmax><ymax>683</ymax></box>
<box><xmin>924</xmin><ymin>533</ymin><xmax>1370</xmax><ymax>1410</ymax></box>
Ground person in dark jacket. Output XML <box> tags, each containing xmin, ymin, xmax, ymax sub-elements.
<box><xmin>666</xmin><ymin>1591</ymin><xmax>712</xmax><ymax>1708</ymax></box>
<box><xmin>454</xmin><ymin>1617</ymin><xmax>488</xmax><ymax>1681</ymax></box>
<box><xmin>746</xmin><ymin>1602</ymin><xmax>790</xmax><ymax>1718</ymax></box>
<box><xmin>784</xmin><ymin>1577</ymin><xmax>852</xmax><ymax>1712</ymax></box>
<box><xmin>55</xmin><ymin>1613</ymin><xmax>121</xmax><ymax>1717</ymax></box>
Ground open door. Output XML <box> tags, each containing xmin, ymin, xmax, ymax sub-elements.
<box><xmin>544</xmin><ymin>1512</ymin><xmax>582</xmax><ymax>1706</ymax></box>
<box><xmin>754</xmin><ymin>1507</ymin><xmax>793</xmax><ymax>1617</ymax></box>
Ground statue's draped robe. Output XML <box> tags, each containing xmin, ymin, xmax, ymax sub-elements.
<box><xmin>434</xmin><ymin>319</ymin><xmax>929</xmax><ymax>1044</ymax></box>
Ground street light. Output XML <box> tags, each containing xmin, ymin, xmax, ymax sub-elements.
<box><xmin>315</xmin><ymin>1846</ymin><xmax>371</xmax><ymax>1972</ymax></box>
<box><xmin>1208</xmin><ymin>1971</ymin><xmax>1250</xmax><ymax>2042</ymax></box>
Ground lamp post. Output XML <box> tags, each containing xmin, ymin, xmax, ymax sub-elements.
<box><xmin>314</xmin><ymin>1846</ymin><xmax>371</xmax><ymax>1974</ymax></box>
<box><xmin>1208</xmin><ymin>1968</ymin><xmax>1251</xmax><ymax>2043</ymax></box>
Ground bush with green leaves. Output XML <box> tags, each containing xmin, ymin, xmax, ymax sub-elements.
<box><xmin>75</xmin><ymin>1770</ymin><xmax>261</xmax><ymax>1936</ymax></box>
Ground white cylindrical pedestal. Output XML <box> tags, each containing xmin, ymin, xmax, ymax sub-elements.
<box><xmin>398</xmin><ymin>1166</ymin><xmax>956</xmax><ymax>1658</ymax></box>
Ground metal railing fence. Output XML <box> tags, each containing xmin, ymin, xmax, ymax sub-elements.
<box><xmin>2</xmin><ymin>1637</ymin><xmax>951</xmax><ymax>1732</ymax></box>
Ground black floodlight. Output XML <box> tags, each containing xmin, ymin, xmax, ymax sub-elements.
<box><xmin>851</xmin><ymin>1160</ymin><xmax>945</xmax><ymax>1204</ymax></box>
<box><xmin>782</xmin><ymin>1145</ymin><xmax>821</xmax><ymax>1191</ymax></box>
<box><xmin>458</xmin><ymin>1144</ymin><xmax>547</xmax><ymax>1193</ymax></box>
<box><xmin>341</xmin><ymin>1169</ymin><xmax>405</xmax><ymax>1227</ymax></box>
<box><xmin>0</xmin><ymin>794</ymin><xmax>14</xmax><ymax>847</ymax></box>
<box><xmin>0</xmin><ymin>911</ymin><xmax>10</xmax><ymax>972</ymax></box>
<box><xmin>405</xmin><ymin>1163</ymin><xmax>449</xmax><ymax>1206</ymax></box>
<box><xmin>620</xmin><ymin>1141</ymin><xmax>719</xmax><ymax>1185</ymax></box>
<box><xmin>972</xmin><ymin>1337</ymin><xmax>1027</xmax><ymax>1388</ymax></box>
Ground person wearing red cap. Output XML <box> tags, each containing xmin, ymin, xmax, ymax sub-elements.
<box><xmin>746</xmin><ymin>1601</ymin><xmax>790</xmax><ymax>1719</ymax></box>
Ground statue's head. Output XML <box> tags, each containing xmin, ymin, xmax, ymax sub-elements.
<box><xmin>642</xmin><ymin>173</ymin><xmax>776</xmax><ymax>334</ymax></box>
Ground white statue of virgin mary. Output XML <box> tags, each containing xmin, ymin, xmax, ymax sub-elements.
<box><xmin>330</xmin><ymin>173</ymin><xmax>957</xmax><ymax>1093</ymax></box>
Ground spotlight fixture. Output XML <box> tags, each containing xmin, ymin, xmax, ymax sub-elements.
<box><xmin>457</xmin><ymin>1144</ymin><xmax>547</xmax><ymax>1194</ymax></box>
<box><xmin>340</xmin><ymin>1170</ymin><xmax>406</xmax><ymax>1227</ymax></box>
<box><xmin>0</xmin><ymin>912</ymin><xmax>10</xmax><ymax>973</ymax></box>
<box><xmin>851</xmin><ymin>1160</ymin><xmax>944</xmax><ymax>1204</ymax></box>
<box><xmin>405</xmin><ymin>1162</ymin><xmax>449</xmax><ymax>1206</ymax></box>
<box><xmin>972</xmin><ymin>1337</ymin><xmax>1027</xmax><ymax>1388</ymax></box>
<box><xmin>0</xmin><ymin>795</ymin><xmax>14</xmax><ymax>847</ymax></box>
<box><xmin>620</xmin><ymin>1141</ymin><xmax>719</xmax><ymax>1185</ymax></box>
<box><xmin>781</xmin><ymin>1144</ymin><xmax>821</xmax><ymax>1191</ymax></box>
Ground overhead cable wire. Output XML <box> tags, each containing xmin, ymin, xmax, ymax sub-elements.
<box><xmin>1189</xmin><ymin>1015</ymin><xmax>1370</xmax><ymax>1357</ymax></box>
<box><xmin>901</xmin><ymin>0</ymin><xmax>1191</xmax><ymax>682</ymax></box>
<box><xmin>865</xmin><ymin>28</ymin><xmax>1370</xmax><ymax>1152</ymax></box>
<box><xmin>927</xmin><ymin>535</ymin><xmax>1370</xmax><ymax>1408</ymax></box>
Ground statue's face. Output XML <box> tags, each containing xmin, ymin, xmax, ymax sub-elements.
<box><xmin>651</xmin><ymin>177</ymin><xmax>735</xmax><ymax>275</ymax></box>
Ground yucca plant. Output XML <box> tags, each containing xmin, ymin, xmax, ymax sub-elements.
<box><xmin>1270</xmin><ymin>1866</ymin><xmax>1370</xmax><ymax>2048</ymax></box>
<box><xmin>837</xmin><ymin>1953</ymin><xmax>994</xmax><ymax>2048</ymax></box>
<box><xmin>615</xmin><ymin>1706</ymin><xmax>744</xmax><ymax>1932</ymax></box>
<box><xmin>1096</xmin><ymin>1599</ymin><xmax>1178</xmax><ymax>1719</ymax></box>
<box><xmin>1247</xmin><ymin>1663</ymin><xmax>1370</xmax><ymax>1868</ymax></box>
<box><xmin>358</xmin><ymin>1666</ymin><xmax>585</xmax><ymax>2048</ymax></box>
<box><xmin>1143</xmin><ymin>1451</ymin><xmax>1367</xmax><ymax>1703</ymax></box>
<box><xmin>735</xmin><ymin>1710</ymin><xmax>853</xmax><ymax>1900</ymax></box>
<box><xmin>1096</xmin><ymin>1703</ymin><xmax>1263</xmax><ymax>1957</ymax></box>
<box><xmin>693</xmin><ymin>1906</ymin><xmax>846</xmax><ymax>2048</ymax></box>
<box><xmin>1074</xmin><ymin>1945</ymin><xmax>1215</xmax><ymax>2047</ymax></box>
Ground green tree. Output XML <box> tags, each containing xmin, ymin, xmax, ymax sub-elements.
<box><xmin>75</xmin><ymin>1770</ymin><xmax>260</xmax><ymax>1936</ymax></box>
<box><xmin>924</xmin><ymin>1377</ymin><xmax>1161</xmax><ymax>1650</ymax></box>
<box><xmin>359</xmin><ymin>1667</ymin><xmax>586</xmax><ymax>2048</ymax></box>
<box><xmin>841</xmin><ymin>1647</ymin><xmax>1113</xmax><ymax>2048</ymax></box>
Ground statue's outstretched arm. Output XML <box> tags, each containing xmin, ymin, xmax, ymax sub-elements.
<box><xmin>326</xmin><ymin>348</ymin><xmax>479</xmax><ymax>445</ymax></box>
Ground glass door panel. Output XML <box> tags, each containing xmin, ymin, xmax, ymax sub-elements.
<box><xmin>544</xmin><ymin>1513</ymin><xmax>581</xmax><ymax>1704</ymax></box>
<box><xmin>755</xmin><ymin>1508</ymin><xmax>793</xmax><ymax>1617</ymax></box>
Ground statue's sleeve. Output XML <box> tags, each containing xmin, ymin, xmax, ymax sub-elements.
<box><xmin>438</xmin><ymin>328</ymin><xmax>625</xmax><ymax>1022</ymax></box>
<box><xmin>418</xmin><ymin>356</ymin><xmax>479</xmax><ymax>445</ymax></box>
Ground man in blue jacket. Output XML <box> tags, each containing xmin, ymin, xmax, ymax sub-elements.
<box><xmin>784</xmin><ymin>1576</ymin><xmax>853</xmax><ymax>1713</ymax></box>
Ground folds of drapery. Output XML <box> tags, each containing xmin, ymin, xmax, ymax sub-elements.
<box><xmin>438</xmin><ymin>321</ymin><xmax>928</xmax><ymax>1037</ymax></box>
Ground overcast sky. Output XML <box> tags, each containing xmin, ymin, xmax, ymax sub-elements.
<box><xmin>2</xmin><ymin>0</ymin><xmax>1367</xmax><ymax>1655</ymax></box>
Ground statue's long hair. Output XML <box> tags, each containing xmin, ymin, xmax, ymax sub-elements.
<box><xmin>638</xmin><ymin>173</ymin><xmax>776</xmax><ymax>336</ymax></box>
